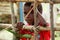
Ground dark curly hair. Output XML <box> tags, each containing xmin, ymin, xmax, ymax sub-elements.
<box><xmin>24</xmin><ymin>2</ymin><xmax>42</xmax><ymax>13</ymax></box>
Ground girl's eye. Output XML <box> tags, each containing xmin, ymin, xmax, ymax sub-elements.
<box><xmin>24</xmin><ymin>12</ymin><xmax>27</xmax><ymax>14</ymax></box>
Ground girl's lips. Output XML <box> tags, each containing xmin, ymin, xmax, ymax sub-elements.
<box><xmin>26</xmin><ymin>19</ymin><xmax>33</xmax><ymax>24</ymax></box>
<box><xmin>26</xmin><ymin>18</ymin><xmax>32</xmax><ymax>21</ymax></box>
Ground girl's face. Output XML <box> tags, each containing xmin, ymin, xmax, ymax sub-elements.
<box><xmin>24</xmin><ymin>3</ymin><xmax>42</xmax><ymax>25</ymax></box>
<box><xmin>24</xmin><ymin>6</ymin><xmax>34</xmax><ymax>25</ymax></box>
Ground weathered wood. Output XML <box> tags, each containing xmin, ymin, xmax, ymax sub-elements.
<box><xmin>10</xmin><ymin>3</ymin><xmax>15</xmax><ymax>26</ymax></box>
<box><xmin>22</xmin><ymin>25</ymin><xmax>60</xmax><ymax>31</ymax></box>
<box><xmin>34</xmin><ymin>0</ymin><xmax>38</xmax><ymax>40</ymax></box>
<box><xmin>37</xmin><ymin>26</ymin><xmax>60</xmax><ymax>31</ymax></box>
<box><xmin>0</xmin><ymin>24</ymin><xmax>60</xmax><ymax>31</ymax></box>
<box><xmin>0</xmin><ymin>0</ymin><xmax>43</xmax><ymax>2</ymax></box>
<box><xmin>0</xmin><ymin>0</ymin><xmax>60</xmax><ymax>3</ymax></box>
<box><xmin>50</xmin><ymin>0</ymin><xmax>55</xmax><ymax>40</ymax></box>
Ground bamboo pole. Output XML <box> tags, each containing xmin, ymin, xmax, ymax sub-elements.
<box><xmin>36</xmin><ymin>26</ymin><xmax>60</xmax><ymax>31</ymax></box>
<box><xmin>15</xmin><ymin>2</ymin><xmax>20</xmax><ymax>23</ymax></box>
<box><xmin>0</xmin><ymin>0</ymin><xmax>60</xmax><ymax>3</ymax></box>
<box><xmin>11</xmin><ymin>3</ymin><xmax>15</xmax><ymax>26</ymax></box>
<box><xmin>33</xmin><ymin>0</ymin><xmax>39</xmax><ymax>40</ymax></box>
<box><xmin>50</xmin><ymin>0</ymin><xmax>55</xmax><ymax>40</ymax></box>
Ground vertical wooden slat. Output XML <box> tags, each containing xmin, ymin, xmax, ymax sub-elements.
<box><xmin>34</xmin><ymin>0</ymin><xmax>39</xmax><ymax>40</ymax></box>
<box><xmin>16</xmin><ymin>2</ymin><xmax>20</xmax><ymax>22</ymax></box>
<box><xmin>50</xmin><ymin>0</ymin><xmax>55</xmax><ymax>40</ymax></box>
<box><xmin>11</xmin><ymin>2</ymin><xmax>15</xmax><ymax>26</ymax></box>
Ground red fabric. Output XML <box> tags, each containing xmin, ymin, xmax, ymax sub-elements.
<box><xmin>20</xmin><ymin>38</ymin><xmax>27</xmax><ymax>40</ymax></box>
<box><xmin>19</xmin><ymin>23</ymin><xmax>33</xmax><ymax>35</ymax></box>
<box><xmin>39</xmin><ymin>31</ymin><xmax>50</xmax><ymax>40</ymax></box>
<box><xmin>19</xmin><ymin>29</ymin><xmax>34</xmax><ymax>35</ymax></box>
<box><xmin>19</xmin><ymin>25</ymin><xmax>34</xmax><ymax>40</ymax></box>
<box><xmin>39</xmin><ymin>23</ymin><xmax>50</xmax><ymax>40</ymax></box>
<box><xmin>19</xmin><ymin>23</ymin><xmax>50</xmax><ymax>40</ymax></box>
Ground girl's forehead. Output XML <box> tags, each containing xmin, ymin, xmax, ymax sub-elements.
<box><xmin>24</xmin><ymin>6</ymin><xmax>31</xmax><ymax>13</ymax></box>
<box><xmin>24</xmin><ymin>6</ymin><xmax>30</xmax><ymax>9</ymax></box>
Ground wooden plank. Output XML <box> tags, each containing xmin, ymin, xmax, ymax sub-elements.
<box><xmin>22</xmin><ymin>25</ymin><xmax>60</xmax><ymax>31</ymax></box>
<box><xmin>19</xmin><ymin>0</ymin><xmax>43</xmax><ymax>2</ymax></box>
<box><xmin>10</xmin><ymin>3</ymin><xmax>16</xmax><ymax>27</ymax></box>
<box><xmin>0</xmin><ymin>0</ymin><xmax>60</xmax><ymax>3</ymax></box>
<box><xmin>15</xmin><ymin>0</ymin><xmax>43</xmax><ymax>2</ymax></box>
<box><xmin>0</xmin><ymin>0</ymin><xmax>43</xmax><ymax>2</ymax></box>
<box><xmin>50</xmin><ymin>0</ymin><xmax>55</xmax><ymax>40</ymax></box>
<box><xmin>54</xmin><ymin>0</ymin><xmax>60</xmax><ymax>3</ymax></box>
<box><xmin>34</xmin><ymin>0</ymin><xmax>38</xmax><ymax>40</ymax></box>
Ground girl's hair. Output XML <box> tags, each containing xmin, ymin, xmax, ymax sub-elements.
<box><xmin>24</xmin><ymin>2</ymin><xmax>42</xmax><ymax>13</ymax></box>
<box><xmin>37</xmin><ymin>4</ymin><xmax>42</xmax><ymax>13</ymax></box>
<box><xmin>24</xmin><ymin>2</ymin><xmax>32</xmax><ymax>7</ymax></box>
